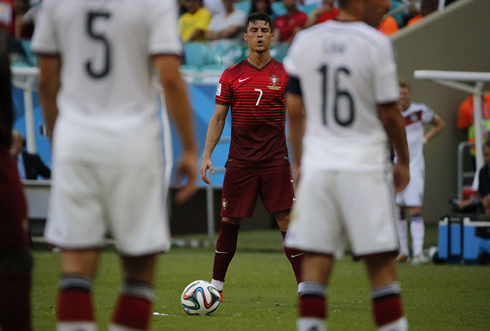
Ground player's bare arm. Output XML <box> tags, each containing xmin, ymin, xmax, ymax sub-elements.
<box><xmin>154</xmin><ymin>54</ymin><xmax>198</xmax><ymax>203</ymax></box>
<box><xmin>286</xmin><ymin>92</ymin><xmax>305</xmax><ymax>182</ymax></box>
<box><xmin>38</xmin><ymin>55</ymin><xmax>61</xmax><ymax>140</ymax></box>
<box><xmin>200</xmin><ymin>103</ymin><xmax>229</xmax><ymax>184</ymax></box>
<box><xmin>424</xmin><ymin>114</ymin><xmax>445</xmax><ymax>143</ymax></box>
<box><xmin>378</xmin><ymin>102</ymin><xmax>410</xmax><ymax>193</ymax></box>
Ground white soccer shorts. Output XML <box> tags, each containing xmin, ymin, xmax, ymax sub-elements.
<box><xmin>395</xmin><ymin>168</ymin><xmax>424</xmax><ymax>207</ymax></box>
<box><xmin>45</xmin><ymin>158</ymin><xmax>170</xmax><ymax>256</ymax></box>
<box><xmin>285</xmin><ymin>170</ymin><xmax>399</xmax><ymax>257</ymax></box>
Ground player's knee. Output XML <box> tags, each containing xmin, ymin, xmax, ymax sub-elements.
<box><xmin>409</xmin><ymin>207</ymin><xmax>422</xmax><ymax>217</ymax></box>
<box><xmin>222</xmin><ymin>217</ymin><xmax>241</xmax><ymax>225</ymax></box>
<box><xmin>0</xmin><ymin>249</ymin><xmax>33</xmax><ymax>274</ymax></box>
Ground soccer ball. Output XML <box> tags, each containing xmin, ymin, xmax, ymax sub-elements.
<box><xmin>181</xmin><ymin>280</ymin><xmax>221</xmax><ymax>316</ymax></box>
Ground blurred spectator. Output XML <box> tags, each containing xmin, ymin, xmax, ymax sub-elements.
<box><xmin>251</xmin><ymin>0</ymin><xmax>276</xmax><ymax>23</ymax></box>
<box><xmin>377</xmin><ymin>15</ymin><xmax>399</xmax><ymax>36</ymax></box>
<box><xmin>16</xmin><ymin>0</ymin><xmax>39</xmax><ymax>39</ymax></box>
<box><xmin>179</xmin><ymin>0</ymin><xmax>212</xmax><ymax>43</ymax></box>
<box><xmin>9</xmin><ymin>130</ymin><xmax>51</xmax><ymax>180</ymax></box>
<box><xmin>13</xmin><ymin>0</ymin><xmax>32</xmax><ymax>38</ymax></box>
<box><xmin>205</xmin><ymin>0</ymin><xmax>246</xmax><ymax>41</ymax></box>
<box><xmin>389</xmin><ymin>0</ymin><xmax>406</xmax><ymax>28</ymax></box>
<box><xmin>305</xmin><ymin>0</ymin><xmax>338</xmax><ymax>28</ymax></box>
<box><xmin>407</xmin><ymin>0</ymin><xmax>437</xmax><ymax>27</ymax></box>
<box><xmin>0</xmin><ymin>0</ymin><xmax>14</xmax><ymax>37</ymax></box>
<box><xmin>458</xmin><ymin>141</ymin><xmax>490</xmax><ymax>214</ymax></box>
<box><xmin>273</xmin><ymin>0</ymin><xmax>307</xmax><ymax>43</ymax></box>
<box><xmin>457</xmin><ymin>92</ymin><xmax>490</xmax><ymax>164</ymax></box>
<box><xmin>204</xmin><ymin>0</ymin><xmax>225</xmax><ymax>15</ymax></box>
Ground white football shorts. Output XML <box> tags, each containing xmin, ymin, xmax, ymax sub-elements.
<box><xmin>395</xmin><ymin>168</ymin><xmax>424</xmax><ymax>207</ymax></box>
<box><xmin>44</xmin><ymin>119</ymin><xmax>170</xmax><ymax>256</ymax></box>
<box><xmin>285</xmin><ymin>170</ymin><xmax>399</xmax><ymax>257</ymax></box>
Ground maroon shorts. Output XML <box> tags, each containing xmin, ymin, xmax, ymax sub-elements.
<box><xmin>221</xmin><ymin>165</ymin><xmax>295</xmax><ymax>218</ymax></box>
<box><xmin>0</xmin><ymin>146</ymin><xmax>29</xmax><ymax>250</ymax></box>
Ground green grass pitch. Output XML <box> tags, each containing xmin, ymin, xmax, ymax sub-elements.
<box><xmin>32</xmin><ymin>227</ymin><xmax>490</xmax><ymax>330</ymax></box>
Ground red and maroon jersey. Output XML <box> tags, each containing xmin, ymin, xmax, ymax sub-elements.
<box><xmin>216</xmin><ymin>58</ymin><xmax>290</xmax><ymax>168</ymax></box>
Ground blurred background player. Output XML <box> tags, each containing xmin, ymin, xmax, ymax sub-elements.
<box><xmin>10</xmin><ymin>130</ymin><xmax>51</xmax><ymax>180</ymax></box>
<box><xmin>200</xmin><ymin>12</ymin><xmax>304</xmax><ymax>301</ymax></box>
<box><xmin>0</xmin><ymin>15</ymin><xmax>33</xmax><ymax>331</ymax></box>
<box><xmin>396</xmin><ymin>79</ymin><xmax>445</xmax><ymax>265</ymax></box>
<box><xmin>284</xmin><ymin>0</ymin><xmax>410</xmax><ymax>330</ymax></box>
<box><xmin>32</xmin><ymin>0</ymin><xmax>197</xmax><ymax>330</ymax></box>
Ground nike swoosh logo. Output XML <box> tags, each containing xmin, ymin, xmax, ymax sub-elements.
<box><xmin>239</xmin><ymin>77</ymin><xmax>250</xmax><ymax>82</ymax></box>
<box><xmin>215</xmin><ymin>250</ymin><xmax>229</xmax><ymax>254</ymax></box>
<box><xmin>291</xmin><ymin>253</ymin><xmax>304</xmax><ymax>258</ymax></box>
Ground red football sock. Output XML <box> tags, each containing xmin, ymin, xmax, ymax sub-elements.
<box><xmin>0</xmin><ymin>272</ymin><xmax>32</xmax><ymax>331</ymax></box>
<box><xmin>372</xmin><ymin>295</ymin><xmax>404</xmax><ymax>327</ymax></box>
<box><xmin>281</xmin><ymin>231</ymin><xmax>303</xmax><ymax>284</ymax></box>
<box><xmin>58</xmin><ymin>289</ymin><xmax>94</xmax><ymax>323</ymax></box>
<box><xmin>300</xmin><ymin>295</ymin><xmax>327</xmax><ymax>319</ymax></box>
<box><xmin>212</xmin><ymin>221</ymin><xmax>240</xmax><ymax>282</ymax></box>
<box><xmin>111</xmin><ymin>294</ymin><xmax>152</xmax><ymax>330</ymax></box>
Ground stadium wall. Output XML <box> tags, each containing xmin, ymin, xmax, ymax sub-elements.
<box><xmin>392</xmin><ymin>0</ymin><xmax>490</xmax><ymax>223</ymax></box>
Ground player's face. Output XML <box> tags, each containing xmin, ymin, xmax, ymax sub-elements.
<box><xmin>244</xmin><ymin>20</ymin><xmax>273</xmax><ymax>54</ymax></box>
<box><xmin>398</xmin><ymin>87</ymin><xmax>411</xmax><ymax>111</ymax></box>
<box><xmin>361</xmin><ymin>0</ymin><xmax>391</xmax><ymax>27</ymax></box>
<box><xmin>484</xmin><ymin>146</ymin><xmax>490</xmax><ymax>167</ymax></box>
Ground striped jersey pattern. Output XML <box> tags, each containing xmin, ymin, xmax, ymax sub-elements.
<box><xmin>216</xmin><ymin>59</ymin><xmax>290</xmax><ymax>167</ymax></box>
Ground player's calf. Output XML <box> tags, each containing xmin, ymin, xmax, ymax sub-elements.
<box><xmin>297</xmin><ymin>282</ymin><xmax>327</xmax><ymax>331</ymax></box>
<box><xmin>0</xmin><ymin>249</ymin><xmax>32</xmax><ymax>331</ymax></box>
<box><xmin>57</xmin><ymin>274</ymin><xmax>95</xmax><ymax>331</ymax></box>
<box><xmin>371</xmin><ymin>282</ymin><xmax>407</xmax><ymax>331</ymax></box>
<box><xmin>212</xmin><ymin>220</ymin><xmax>240</xmax><ymax>292</ymax></box>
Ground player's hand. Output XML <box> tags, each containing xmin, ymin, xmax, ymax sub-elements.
<box><xmin>200</xmin><ymin>157</ymin><xmax>214</xmax><ymax>185</ymax></box>
<box><xmin>174</xmin><ymin>151</ymin><xmax>198</xmax><ymax>204</ymax></box>
<box><xmin>393</xmin><ymin>162</ymin><xmax>410</xmax><ymax>193</ymax></box>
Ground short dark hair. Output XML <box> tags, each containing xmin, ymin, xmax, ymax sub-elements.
<box><xmin>245</xmin><ymin>12</ymin><xmax>272</xmax><ymax>31</ymax></box>
<box><xmin>399</xmin><ymin>79</ymin><xmax>411</xmax><ymax>91</ymax></box>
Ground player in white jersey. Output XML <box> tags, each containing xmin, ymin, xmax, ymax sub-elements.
<box><xmin>396</xmin><ymin>79</ymin><xmax>445</xmax><ymax>265</ymax></box>
<box><xmin>32</xmin><ymin>0</ymin><xmax>198</xmax><ymax>330</ymax></box>
<box><xmin>283</xmin><ymin>0</ymin><xmax>410</xmax><ymax>330</ymax></box>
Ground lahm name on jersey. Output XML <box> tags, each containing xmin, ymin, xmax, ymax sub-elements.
<box><xmin>322</xmin><ymin>42</ymin><xmax>345</xmax><ymax>54</ymax></box>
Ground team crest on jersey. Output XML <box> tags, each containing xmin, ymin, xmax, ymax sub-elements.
<box><xmin>216</xmin><ymin>83</ymin><xmax>222</xmax><ymax>96</ymax></box>
<box><xmin>268</xmin><ymin>75</ymin><xmax>281</xmax><ymax>90</ymax></box>
<box><xmin>222</xmin><ymin>198</ymin><xmax>228</xmax><ymax>211</ymax></box>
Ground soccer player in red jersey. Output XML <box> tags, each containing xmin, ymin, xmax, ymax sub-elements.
<box><xmin>0</xmin><ymin>24</ymin><xmax>33</xmax><ymax>331</ymax></box>
<box><xmin>200</xmin><ymin>12</ymin><xmax>304</xmax><ymax>300</ymax></box>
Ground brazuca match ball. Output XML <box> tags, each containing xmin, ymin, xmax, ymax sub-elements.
<box><xmin>181</xmin><ymin>280</ymin><xmax>221</xmax><ymax>316</ymax></box>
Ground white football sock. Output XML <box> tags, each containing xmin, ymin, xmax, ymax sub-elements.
<box><xmin>378</xmin><ymin>317</ymin><xmax>408</xmax><ymax>331</ymax></box>
<box><xmin>297</xmin><ymin>318</ymin><xmax>326</xmax><ymax>331</ymax></box>
<box><xmin>58</xmin><ymin>322</ymin><xmax>97</xmax><ymax>331</ymax></box>
<box><xmin>410</xmin><ymin>215</ymin><xmax>425</xmax><ymax>256</ymax></box>
<box><xmin>211</xmin><ymin>279</ymin><xmax>224</xmax><ymax>291</ymax></box>
<box><xmin>398</xmin><ymin>219</ymin><xmax>409</xmax><ymax>256</ymax></box>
